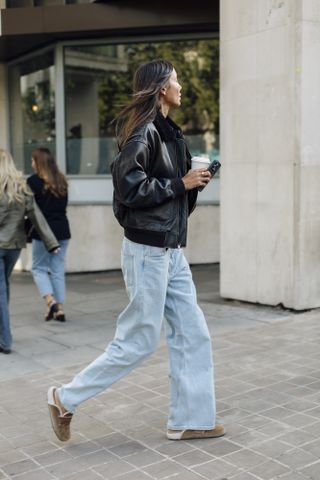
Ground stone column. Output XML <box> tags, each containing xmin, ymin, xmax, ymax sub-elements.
<box><xmin>0</xmin><ymin>63</ymin><xmax>9</xmax><ymax>150</ymax></box>
<box><xmin>220</xmin><ymin>0</ymin><xmax>320</xmax><ymax>310</ymax></box>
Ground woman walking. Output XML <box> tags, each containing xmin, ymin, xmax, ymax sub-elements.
<box><xmin>0</xmin><ymin>149</ymin><xmax>59</xmax><ymax>354</ymax></box>
<box><xmin>47</xmin><ymin>59</ymin><xmax>224</xmax><ymax>442</ymax></box>
<box><xmin>27</xmin><ymin>148</ymin><xmax>71</xmax><ymax>322</ymax></box>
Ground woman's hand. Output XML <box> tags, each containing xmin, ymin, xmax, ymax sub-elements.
<box><xmin>182</xmin><ymin>168</ymin><xmax>212</xmax><ymax>191</ymax></box>
<box><xmin>50</xmin><ymin>247</ymin><xmax>61</xmax><ymax>254</ymax></box>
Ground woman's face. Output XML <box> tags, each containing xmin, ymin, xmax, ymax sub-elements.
<box><xmin>161</xmin><ymin>69</ymin><xmax>182</xmax><ymax>109</ymax></box>
<box><xmin>31</xmin><ymin>157</ymin><xmax>37</xmax><ymax>172</ymax></box>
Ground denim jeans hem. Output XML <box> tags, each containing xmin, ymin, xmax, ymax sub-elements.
<box><xmin>55</xmin><ymin>387</ymin><xmax>75</xmax><ymax>413</ymax></box>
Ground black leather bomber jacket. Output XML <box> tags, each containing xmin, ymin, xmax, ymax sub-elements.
<box><xmin>111</xmin><ymin>112</ymin><xmax>198</xmax><ymax>249</ymax></box>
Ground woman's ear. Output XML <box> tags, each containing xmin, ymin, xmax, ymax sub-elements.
<box><xmin>160</xmin><ymin>86</ymin><xmax>167</xmax><ymax>95</ymax></box>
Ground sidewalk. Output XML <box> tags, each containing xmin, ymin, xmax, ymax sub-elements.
<box><xmin>1</xmin><ymin>264</ymin><xmax>320</xmax><ymax>479</ymax></box>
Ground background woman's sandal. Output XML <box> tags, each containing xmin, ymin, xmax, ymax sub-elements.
<box><xmin>54</xmin><ymin>310</ymin><xmax>66</xmax><ymax>322</ymax></box>
<box><xmin>45</xmin><ymin>302</ymin><xmax>58</xmax><ymax>321</ymax></box>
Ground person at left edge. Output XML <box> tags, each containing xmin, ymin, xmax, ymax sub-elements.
<box><xmin>0</xmin><ymin>149</ymin><xmax>59</xmax><ymax>354</ymax></box>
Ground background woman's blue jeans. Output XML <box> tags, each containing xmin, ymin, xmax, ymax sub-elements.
<box><xmin>31</xmin><ymin>239</ymin><xmax>69</xmax><ymax>303</ymax></box>
<box><xmin>0</xmin><ymin>248</ymin><xmax>20</xmax><ymax>349</ymax></box>
<box><xmin>58</xmin><ymin>238</ymin><xmax>216</xmax><ymax>430</ymax></box>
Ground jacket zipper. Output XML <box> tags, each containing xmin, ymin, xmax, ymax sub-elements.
<box><xmin>174</xmin><ymin>140</ymin><xmax>181</xmax><ymax>248</ymax></box>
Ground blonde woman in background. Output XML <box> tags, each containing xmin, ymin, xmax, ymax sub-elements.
<box><xmin>0</xmin><ymin>149</ymin><xmax>59</xmax><ymax>354</ymax></box>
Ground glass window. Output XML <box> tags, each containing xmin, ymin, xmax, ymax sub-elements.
<box><xmin>6</xmin><ymin>1</ymin><xmax>34</xmax><ymax>7</ymax></box>
<box><xmin>64</xmin><ymin>39</ymin><xmax>219</xmax><ymax>175</ymax></box>
<box><xmin>6</xmin><ymin>0</ymin><xmax>91</xmax><ymax>6</ymax></box>
<box><xmin>8</xmin><ymin>51</ymin><xmax>55</xmax><ymax>174</ymax></box>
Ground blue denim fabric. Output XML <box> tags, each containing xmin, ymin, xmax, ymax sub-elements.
<box><xmin>31</xmin><ymin>239</ymin><xmax>69</xmax><ymax>303</ymax></box>
<box><xmin>58</xmin><ymin>238</ymin><xmax>216</xmax><ymax>429</ymax></box>
<box><xmin>0</xmin><ymin>248</ymin><xmax>20</xmax><ymax>349</ymax></box>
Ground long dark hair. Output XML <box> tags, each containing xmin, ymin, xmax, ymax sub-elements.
<box><xmin>32</xmin><ymin>148</ymin><xmax>68</xmax><ymax>198</ymax></box>
<box><xmin>116</xmin><ymin>59</ymin><xmax>174</xmax><ymax>148</ymax></box>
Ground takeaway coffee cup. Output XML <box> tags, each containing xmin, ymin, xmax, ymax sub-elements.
<box><xmin>191</xmin><ymin>156</ymin><xmax>210</xmax><ymax>170</ymax></box>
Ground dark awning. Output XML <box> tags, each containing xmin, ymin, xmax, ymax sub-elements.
<box><xmin>0</xmin><ymin>0</ymin><xmax>218</xmax><ymax>62</ymax></box>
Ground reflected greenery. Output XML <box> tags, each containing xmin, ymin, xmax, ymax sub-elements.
<box><xmin>64</xmin><ymin>38</ymin><xmax>219</xmax><ymax>174</ymax></box>
<box><xmin>98</xmin><ymin>39</ymin><xmax>219</xmax><ymax>137</ymax></box>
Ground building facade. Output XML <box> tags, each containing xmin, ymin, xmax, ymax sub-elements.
<box><xmin>0</xmin><ymin>0</ymin><xmax>220</xmax><ymax>272</ymax></box>
<box><xmin>2</xmin><ymin>0</ymin><xmax>320</xmax><ymax>310</ymax></box>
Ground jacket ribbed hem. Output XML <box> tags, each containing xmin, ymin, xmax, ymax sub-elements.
<box><xmin>124</xmin><ymin>228</ymin><xmax>166</xmax><ymax>247</ymax></box>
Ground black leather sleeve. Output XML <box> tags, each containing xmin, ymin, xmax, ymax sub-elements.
<box><xmin>112</xmin><ymin>140</ymin><xmax>185</xmax><ymax>209</ymax></box>
<box><xmin>188</xmin><ymin>189</ymin><xmax>198</xmax><ymax>216</ymax></box>
<box><xmin>185</xmin><ymin>144</ymin><xmax>198</xmax><ymax>215</ymax></box>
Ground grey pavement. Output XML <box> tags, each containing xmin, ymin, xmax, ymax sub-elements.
<box><xmin>1</xmin><ymin>264</ymin><xmax>320</xmax><ymax>479</ymax></box>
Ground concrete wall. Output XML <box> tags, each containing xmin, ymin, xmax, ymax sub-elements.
<box><xmin>16</xmin><ymin>204</ymin><xmax>220</xmax><ymax>272</ymax></box>
<box><xmin>220</xmin><ymin>0</ymin><xmax>320</xmax><ymax>310</ymax></box>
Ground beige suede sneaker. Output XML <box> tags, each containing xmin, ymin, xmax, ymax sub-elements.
<box><xmin>167</xmin><ymin>424</ymin><xmax>225</xmax><ymax>440</ymax></box>
<box><xmin>47</xmin><ymin>386</ymin><xmax>73</xmax><ymax>441</ymax></box>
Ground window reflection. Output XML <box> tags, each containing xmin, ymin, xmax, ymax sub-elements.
<box><xmin>64</xmin><ymin>39</ymin><xmax>219</xmax><ymax>175</ymax></box>
<box><xmin>7</xmin><ymin>0</ymin><xmax>91</xmax><ymax>6</ymax></box>
<box><xmin>9</xmin><ymin>51</ymin><xmax>55</xmax><ymax>173</ymax></box>
<box><xmin>8</xmin><ymin>39</ymin><xmax>219</xmax><ymax>176</ymax></box>
<box><xmin>64</xmin><ymin>44</ymin><xmax>122</xmax><ymax>175</ymax></box>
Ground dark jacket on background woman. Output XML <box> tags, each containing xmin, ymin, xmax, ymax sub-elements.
<box><xmin>27</xmin><ymin>174</ymin><xmax>71</xmax><ymax>241</ymax></box>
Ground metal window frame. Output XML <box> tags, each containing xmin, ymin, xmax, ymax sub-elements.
<box><xmin>54</xmin><ymin>43</ymin><xmax>66</xmax><ymax>172</ymax></box>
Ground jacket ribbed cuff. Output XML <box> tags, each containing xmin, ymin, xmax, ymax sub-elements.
<box><xmin>171</xmin><ymin>178</ymin><xmax>186</xmax><ymax>197</ymax></box>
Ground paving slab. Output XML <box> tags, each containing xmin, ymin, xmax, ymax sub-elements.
<box><xmin>0</xmin><ymin>264</ymin><xmax>320</xmax><ymax>479</ymax></box>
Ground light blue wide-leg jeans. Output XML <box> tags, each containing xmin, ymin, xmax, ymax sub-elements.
<box><xmin>31</xmin><ymin>239</ymin><xmax>69</xmax><ymax>303</ymax></box>
<box><xmin>164</xmin><ymin>254</ymin><xmax>215</xmax><ymax>429</ymax></box>
<box><xmin>58</xmin><ymin>238</ymin><xmax>216</xmax><ymax>429</ymax></box>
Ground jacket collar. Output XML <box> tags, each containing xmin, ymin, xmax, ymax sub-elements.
<box><xmin>153</xmin><ymin>111</ymin><xmax>183</xmax><ymax>142</ymax></box>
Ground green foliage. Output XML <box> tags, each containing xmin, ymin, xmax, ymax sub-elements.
<box><xmin>97</xmin><ymin>39</ymin><xmax>219</xmax><ymax>137</ymax></box>
<box><xmin>23</xmin><ymin>82</ymin><xmax>55</xmax><ymax>134</ymax></box>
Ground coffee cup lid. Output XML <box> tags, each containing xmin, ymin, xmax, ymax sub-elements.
<box><xmin>192</xmin><ymin>156</ymin><xmax>210</xmax><ymax>163</ymax></box>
